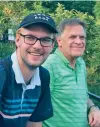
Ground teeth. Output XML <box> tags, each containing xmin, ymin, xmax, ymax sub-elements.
<box><xmin>30</xmin><ymin>53</ymin><xmax>41</xmax><ymax>56</ymax></box>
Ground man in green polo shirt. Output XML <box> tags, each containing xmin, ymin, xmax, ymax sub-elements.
<box><xmin>42</xmin><ymin>18</ymin><xmax>100</xmax><ymax>127</ymax></box>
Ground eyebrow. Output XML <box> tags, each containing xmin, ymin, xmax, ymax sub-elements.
<box><xmin>20</xmin><ymin>33</ymin><xmax>53</xmax><ymax>39</ymax></box>
<box><xmin>69</xmin><ymin>34</ymin><xmax>86</xmax><ymax>38</ymax></box>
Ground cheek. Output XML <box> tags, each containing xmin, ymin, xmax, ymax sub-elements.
<box><xmin>84</xmin><ymin>43</ymin><xmax>86</xmax><ymax>48</ymax></box>
<box><xmin>16</xmin><ymin>39</ymin><xmax>24</xmax><ymax>49</ymax></box>
<box><xmin>17</xmin><ymin>43</ymin><xmax>28</xmax><ymax>56</ymax></box>
<box><xmin>15</xmin><ymin>40</ymin><xmax>20</xmax><ymax>48</ymax></box>
<box><xmin>44</xmin><ymin>47</ymin><xmax>53</xmax><ymax>55</ymax></box>
<box><xmin>62</xmin><ymin>42</ymin><xmax>69</xmax><ymax>50</ymax></box>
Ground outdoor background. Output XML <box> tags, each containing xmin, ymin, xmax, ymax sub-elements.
<box><xmin>0</xmin><ymin>1</ymin><xmax>100</xmax><ymax>105</ymax></box>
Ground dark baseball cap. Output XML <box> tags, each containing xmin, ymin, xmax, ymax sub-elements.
<box><xmin>18</xmin><ymin>13</ymin><xmax>58</xmax><ymax>33</ymax></box>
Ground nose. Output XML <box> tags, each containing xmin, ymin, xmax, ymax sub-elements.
<box><xmin>32</xmin><ymin>40</ymin><xmax>42</xmax><ymax>49</ymax></box>
<box><xmin>75</xmin><ymin>36</ymin><xmax>82</xmax><ymax>44</ymax></box>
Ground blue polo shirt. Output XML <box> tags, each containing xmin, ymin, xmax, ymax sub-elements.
<box><xmin>0</xmin><ymin>52</ymin><xmax>53</xmax><ymax>127</ymax></box>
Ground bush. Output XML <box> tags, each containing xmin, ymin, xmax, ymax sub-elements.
<box><xmin>0</xmin><ymin>42</ymin><xmax>15</xmax><ymax>58</ymax></box>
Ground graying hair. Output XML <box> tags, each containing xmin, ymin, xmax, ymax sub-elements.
<box><xmin>57</xmin><ymin>18</ymin><xmax>86</xmax><ymax>35</ymax></box>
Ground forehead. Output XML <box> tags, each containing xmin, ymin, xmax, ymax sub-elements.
<box><xmin>62</xmin><ymin>25</ymin><xmax>86</xmax><ymax>36</ymax></box>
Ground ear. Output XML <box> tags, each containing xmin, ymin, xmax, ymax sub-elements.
<box><xmin>56</xmin><ymin>36</ymin><xmax>62</xmax><ymax>47</ymax></box>
<box><xmin>15</xmin><ymin>33</ymin><xmax>20</xmax><ymax>47</ymax></box>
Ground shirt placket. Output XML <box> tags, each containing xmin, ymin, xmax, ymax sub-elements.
<box><xmin>21</xmin><ymin>83</ymin><xmax>27</xmax><ymax>109</ymax></box>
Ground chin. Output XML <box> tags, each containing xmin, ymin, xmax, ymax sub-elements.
<box><xmin>28</xmin><ymin>58</ymin><xmax>46</xmax><ymax>67</ymax></box>
<box><xmin>75</xmin><ymin>55</ymin><xmax>83</xmax><ymax>58</ymax></box>
<box><xmin>73</xmin><ymin>52</ymin><xmax>84</xmax><ymax>57</ymax></box>
<box><xmin>31</xmin><ymin>63</ymin><xmax>42</xmax><ymax>67</ymax></box>
<box><xmin>31</xmin><ymin>61</ymin><xmax>44</xmax><ymax>67</ymax></box>
<box><xmin>28</xmin><ymin>63</ymin><xmax>41</xmax><ymax>69</ymax></box>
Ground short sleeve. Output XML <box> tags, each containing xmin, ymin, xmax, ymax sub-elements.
<box><xmin>29</xmin><ymin>69</ymin><xmax>53</xmax><ymax>122</ymax></box>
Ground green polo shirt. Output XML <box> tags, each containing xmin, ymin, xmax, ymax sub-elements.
<box><xmin>42</xmin><ymin>48</ymin><xmax>89</xmax><ymax>127</ymax></box>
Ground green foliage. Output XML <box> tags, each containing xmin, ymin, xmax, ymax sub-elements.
<box><xmin>0</xmin><ymin>1</ymin><xmax>28</xmax><ymax>34</ymax></box>
<box><xmin>42</xmin><ymin>1</ymin><xmax>95</xmax><ymax>15</ymax></box>
<box><xmin>0</xmin><ymin>1</ymin><xmax>51</xmax><ymax>35</ymax></box>
<box><xmin>0</xmin><ymin>42</ymin><xmax>15</xmax><ymax>59</ymax></box>
<box><xmin>94</xmin><ymin>1</ymin><xmax>100</xmax><ymax>20</ymax></box>
<box><xmin>31</xmin><ymin>1</ymin><xmax>50</xmax><ymax>13</ymax></box>
<box><xmin>93</xmin><ymin>1</ymin><xmax>100</xmax><ymax>25</ymax></box>
<box><xmin>63</xmin><ymin>1</ymin><xmax>95</xmax><ymax>15</ymax></box>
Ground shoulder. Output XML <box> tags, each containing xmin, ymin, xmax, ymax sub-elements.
<box><xmin>77</xmin><ymin>57</ymin><xmax>86</xmax><ymax>73</ymax></box>
<box><xmin>0</xmin><ymin>64</ymin><xmax>5</xmax><ymax>74</ymax></box>
<box><xmin>45</xmin><ymin>53</ymin><xmax>57</xmax><ymax>63</ymax></box>
<box><xmin>42</xmin><ymin>53</ymin><xmax>57</xmax><ymax>69</ymax></box>
<box><xmin>77</xmin><ymin>57</ymin><xmax>86</xmax><ymax>66</ymax></box>
<box><xmin>0</xmin><ymin>55</ymin><xmax>12</xmax><ymax>65</ymax></box>
<box><xmin>39</xmin><ymin>66</ymin><xmax>50</xmax><ymax>83</ymax></box>
<box><xmin>0</xmin><ymin>62</ymin><xmax>6</xmax><ymax>93</ymax></box>
<box><xmin>39</xmin><ymin>66</ymin><xmax>50</xmax><ymax>78</ymax></box>
<box><xmin>0</xmin><ymin>55</ymin><xmax>12</xmax><ymax>82</ymax></box>
<box><xmin>0</xmin><ymin>56</ymin><xmax>12</xmax><ymax>73</ymax></box>
<box><xmin>0</xmin><ymin>58</ymin><xmax>6</xmax><ymax>72</ymax></box>
<box><xmin>39</xmin><ymin>66</ymin><xmax>49</xmax><ymax>73</ymax></box>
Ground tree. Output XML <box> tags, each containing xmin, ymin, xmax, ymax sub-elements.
<box><xmin>0</xmin><ymin>1</ymin><xmax>27</xmax><ymax>34</ymax></box>
<box><xmin>42</xmin><ymin>1</ymin><xmax>95</xmax><ymax>15</ymax></box>
<box><xmin>93</xmin><ymin>1</ymin><xmax>100</xmax><ymax>24</ymax></box>
<box><xmin>0</xmin><ymin>1</ymin><xmax>50</xmax><ymax>35</ymax></box>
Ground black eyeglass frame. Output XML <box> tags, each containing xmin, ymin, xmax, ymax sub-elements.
<box><xmin>19</xmin><ymin>33</ymin><xmax>54</xmax><ymax>47</ymax></box>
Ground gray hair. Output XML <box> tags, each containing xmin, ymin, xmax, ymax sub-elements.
<box><xmin>57</xmin><ymin>18</ymin><xmax>86</xmax><ymax>35</ymax></box>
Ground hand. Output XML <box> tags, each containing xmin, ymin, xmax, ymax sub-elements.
<box><xmin>88</xmin><ymin>106</ymin><xmax>100</xmax><ymax>127</ymax></box>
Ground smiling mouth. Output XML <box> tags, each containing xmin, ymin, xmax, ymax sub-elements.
<box><xmin>29</xmin><ymin>52</ymin><xmax>42</xmax><ymax>56</ymax></box>
<box><xmin>72</xmin><ymin>47</ymin><xmax>84</xmax><ymax>48</ymax></box>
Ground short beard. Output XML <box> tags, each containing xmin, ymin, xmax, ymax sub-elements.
<box><xmin>22</xmin><ymin>58</ymin><xmax>45</xmax><ymax>71</ymax></box>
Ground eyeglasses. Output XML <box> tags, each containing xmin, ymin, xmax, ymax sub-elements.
<box><xmin>19</xmin><ymin>33</ymin><xmax>54</xmax><ymax>47</ymax></box>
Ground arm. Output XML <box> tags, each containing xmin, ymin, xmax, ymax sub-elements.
<box><xmin>87</xmin><ymin>98</ymin><xmax>100</xmax><ymax>127</ymax></box>
<box><xmin>26</xmin><ymin>121</ymin><xmax>42</xmax><ymax>127</ymax></box>
<box><xmin>83</xmin><ymin>58</ymin><xmax>100</xmax><ymax>127</ymax></box>
<box><xmin>87</xmin><ymin>98</ymin><xmax>97</xmax><ymax>110</ymax></box>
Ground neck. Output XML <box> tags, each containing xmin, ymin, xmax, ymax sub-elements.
<box><xmin>20</xmin><ymin>65</ymin><xmax>36</xmax><ymax>83</ymax></box>
<box><xmin>69</xmin><ymin>59</ymin><xmax>76</xmax><ymax>68</ymax></box>
<box><xmin>59</xmin><ymin>48</ymin><xmax>76</xmax><ymax>68</ymax></box>
<box><xmin>16</xmin><ymin>51</ymin><xmax>36</xmax><ymax>83</ymax></box>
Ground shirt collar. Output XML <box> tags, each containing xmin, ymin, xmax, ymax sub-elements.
<box><xmin>55</xmin><ymin>48</ymin><xmax>81</xmax><ymax>67</ymax></box>
<box><xmin>11</xmin><ymin>52</ymin><xmax>41</xmax><ymax>89</ymax></box>
<box><xmin>55</xmin><ymin>48</ymin><xmax>70</xmax><ymax>65</ymax></box>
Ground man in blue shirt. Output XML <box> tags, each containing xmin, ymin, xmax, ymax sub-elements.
<box><xmin>0</xmin><ymin>13</ymin><xmax>58</xmax><ymax>127</ymax></box>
